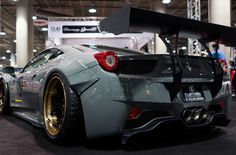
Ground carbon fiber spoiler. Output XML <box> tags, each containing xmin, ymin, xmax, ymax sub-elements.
<box><xmin>100</xmin><ymin>4</ymin><xmax>236</xmax><ymax>47</ymax></box>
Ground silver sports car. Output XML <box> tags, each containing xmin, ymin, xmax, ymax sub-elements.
<box><xmin>0</xmin><ymin>5</ymin><xmax>233</xmax><ymax>144</ymax></box>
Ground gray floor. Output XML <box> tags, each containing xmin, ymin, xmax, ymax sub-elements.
<box><xmin>0</xmin><ymin>98</ymin><xmax>236</xmax><ymax>155</ymax></box>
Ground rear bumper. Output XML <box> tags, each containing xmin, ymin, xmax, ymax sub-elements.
<box><xmin>76</xmin><ymin>66</ymin><xmax>231</xmax><ymax>139</ymax></box>
<box><xmin>122</xmin><ymin>113</ymin><xmax>230</xmax><ymax>144</ymax></box>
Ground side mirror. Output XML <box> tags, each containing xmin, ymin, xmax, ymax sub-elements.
<box><xmin>2</xmin><ymin>66</ymin><xmax>15</xmax><ymax>74</ymax></box>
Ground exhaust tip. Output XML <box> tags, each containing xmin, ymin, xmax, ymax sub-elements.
<box><xmin>182</xmin><ymin>107</ymin><xmax>207</xmax><ymax>122</ymax></box>
<box><xmin>182</xmin><ymin>109</ymin><xmax>192</xmax><ymax>122</ymax></box>
<box><xmin>192</xmin><ymin>109</ymin><xmax>200</xmax><ymax>121</ymax></box>
<box><xmin>200</xmin><ymin>108</ymin><xmax>207</xmax><ymax>119</ymax></box>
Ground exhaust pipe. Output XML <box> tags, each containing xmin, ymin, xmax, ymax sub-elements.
<box><xmin>182</xmin><ymin>109</ymin><xmax>192</xmax><ymax>122</ymax></box>
<box><xmin>182</xmin><ymin>107</ymin><xmax>207</xmax><ymax>122</ymax></box>
<box><xmin>192</xmin><ymin>108</ymin><xmax>200</xmax><ymax>121</ymax></box>
<box><xmin>199</xmin><ymin>108</ymin><xmax>207</xmax><ymax>119</ymax></box>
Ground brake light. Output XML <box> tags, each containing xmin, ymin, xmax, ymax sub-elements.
<box><xmin>94</xmin><ymin>51</ymin><xmax>119</xmax><ymax>71</ymax></box>
<box><xmin>129</xmin><ymin>107</ymin><xmax>142</xmax><ymax>120</ymax></box>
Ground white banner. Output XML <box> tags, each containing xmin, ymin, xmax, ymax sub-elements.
<box><xmin>48</xmin><ymin>21</ymin><xmax>105</xmax><ymax>38</ymax></box>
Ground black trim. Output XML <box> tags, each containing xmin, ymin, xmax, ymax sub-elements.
<box><xmin>121</xmin><ymin>113</ymin><xmax>230</xmax><ymax>144</ymax></box>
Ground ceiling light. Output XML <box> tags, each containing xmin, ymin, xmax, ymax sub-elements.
<box><xmin>165</xmin><ymin>38</ymin><xmax>170</xmax><ymax>43</ymax></box>
<box><xmin>181</xmin><ymin>46</ymin><xmax>187</xmax><ymax>50</ymax></box>
<box><xmin>41</xmin><ymin>27</ymin><xmax>48</xmax><ymax>31</ymax></box>
<box><xmin>2</xmin><ymin>56</ymin><xmax>6</xmax><ymax>60</ymax></box>
<box><xmin>33</xmin><ymin>49</ymin><xmax>37</xmax><ymax>52</ymax></box>
<box><xmin>6</xmin><ymin>49</ymin><xmax>11</xmax><ymax>53</ymax></box>
<box><xmin>89</xmin><ymin>8</ymin><xmax>97</xmax><ymax>13</ymax></box>
<box><xmin>162</xmin><ymin>0</ymin><xmax>171</xmax><ymax>4</ymax></box>
<box><xmin>12</xmin><ymin>0</ymin><xmax>18</xmax><ymax>2</ymax></box>
<box><xmin>0</xmin><ymin>32</ymin><xmax>6</xmax><ymax>36</ymax></box>
<box><xmin>32</xmin><ymin>16</ymin><xmax>37</xmax><ymax>20</ymax></box>
<box><xmin>13</xmin><ymin>40</ymin><xmax>17</xmax><ymax>43</ymax></box>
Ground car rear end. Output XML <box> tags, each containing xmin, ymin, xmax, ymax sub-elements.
<box><xmin>72</xmin><ymin>45</ymin><xmax>231</xmax><ymax>142</ymax></box>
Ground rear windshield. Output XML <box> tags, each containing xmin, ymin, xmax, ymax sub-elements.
<box><xmin>155</xmin><ymin>55</ymin><xmax>214</xmax><ymax>79</ymax></box>
<box><xmin>82</xmin><ymin>45</ymin><xmax>143</xmax><ymax>56</ymax></box>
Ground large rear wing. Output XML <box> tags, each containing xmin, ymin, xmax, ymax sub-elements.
<box><xmin>99</xmin><ymin>5</ymin><xmax>235</xmax><ymax>99</ymax></box>
<box><xmin>100</xmin><ymin>4</ymin><xmax>236</xmax><ymax>47</ymax></box>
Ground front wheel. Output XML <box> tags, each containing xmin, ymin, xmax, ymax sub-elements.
<box><xmin>43</xmin><ymin>72</ymin><xmax>86</xmax><ymax>144</ymax></box>
<box><xmin>0</xmin><ymin>80</ymin><xmax>10</xmax><ymax>114</ymax></box>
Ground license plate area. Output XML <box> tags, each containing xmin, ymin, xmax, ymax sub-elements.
<box><xmin>182</xmin><ymin>85</ymin><xmax>205</xmax><ymax>102</ymax></box>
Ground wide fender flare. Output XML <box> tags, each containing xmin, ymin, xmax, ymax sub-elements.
<box><xmin>38</xmin><ymin>68</ymin><xmax>98</xmax><ymax>116</ymax></box>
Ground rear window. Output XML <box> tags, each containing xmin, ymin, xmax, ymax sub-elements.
<box><xmin>155</xmin><ymin>55</ymin><xmax>214</xmax><ymax>79</ymax></box>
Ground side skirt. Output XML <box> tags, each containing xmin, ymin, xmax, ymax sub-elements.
<box><xmin>12</xmin><ymin>111</ymin><xmax>44</xmax><ymax>128</ymax></box>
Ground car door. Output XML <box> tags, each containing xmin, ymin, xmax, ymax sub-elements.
<box><xmin>13</xmin><ymin>50</ymin><xmax>52</xmax><ymax>113</ymax></box>
<box><xmin>30</xmin><ymin>48</ymin><xmax>64</xmax><ymax>110</ymax></box>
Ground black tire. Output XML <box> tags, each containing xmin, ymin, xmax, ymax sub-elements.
<box><xmin>43</xmin><ymin>72</ymin><xmax>86</xmax><ymax>145</ymax></box>
<box><xmin>0</xmin><ymin>79</ymin><xmax>10</xmax><ymax>114</ymax></box>
<box><xmin>232</xmin><ymin>74</ymin><xmax>236</xmax><ymax>92</ymax></box>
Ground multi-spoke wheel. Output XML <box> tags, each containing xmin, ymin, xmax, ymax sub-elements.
<box><xmin>0</xmin><ymin>80</ymin><xmax>10</xmax><ymax>114</ymax></box>
<box><xmin>44</xmin><ymin>76</ymin><xmax>66</xmax><ymax>137</ymax></box>
<box><xmin>43</xmin><ymin>73</ymin><xmax>86</xmax><ymax>144</ymax></box>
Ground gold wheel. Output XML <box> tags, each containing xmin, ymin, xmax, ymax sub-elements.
<box><xmin>44</xmin><ymin>76</ymin><xmax>66</xmax><ymax>137</ymax></box>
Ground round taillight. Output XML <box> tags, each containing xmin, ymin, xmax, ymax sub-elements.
<box><xmin>94</xmin><ymin>51</ymin><xmax>119</xmax><ymax>71</ymax></box>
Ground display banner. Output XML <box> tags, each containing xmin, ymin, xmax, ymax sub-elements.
<box><xmin>62</xmin><ymin>25</ymin><xmax>99</xmax><ymax>33</ymax></box>
<box><xmin>48</xmin><ymin>21</ymin><xmax>154</xmax><ymax>39</ymax></box>
<box><xmin>48</xmin><ymin>21</ymin><xmax>105</xmax><ymax>38</ymax></box>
